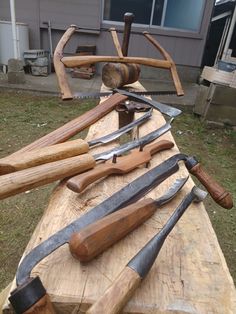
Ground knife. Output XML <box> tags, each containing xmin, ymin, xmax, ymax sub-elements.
<box><xmin>0</xmin><ymin>120</ymin><xmax>172</xmax><ymax>200</ymax></box>
<box><xmin>0</xmin><ymin>110</ymin><xmax>152</xmax><ymax>175</ymax></box>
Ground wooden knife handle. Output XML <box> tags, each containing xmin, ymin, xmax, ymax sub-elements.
<box><xmin>67</xmin><ymin>140</ymin><xmax>174</xmax><ymax>193</ymax></box>
<box><xmin>69</xmin><ymin>198</ymin><xmax>156</xmax><ymax>262</ymax></box>
<box><xmin>0</xmin><ymin>139</ymin><xmax>89</xmax><ymax>175</ymax></box>
<box><xmin>0</xmin><ymin>154</ymin><xmax>95</xmax><ymax>200</ymax></box>
<box><xmin>23</xmin><ymin>294</ymin><xmax>55</xmax><ymax>314</ymax></box>
<box><xmin>86</xmin><ymin>266</ymin><xmax>141</xmax><ymax>314</ymax></box>
<box><xmin>189</xmin><ymin>163</ymin><xmax>233</xmax><ymax>209</ymax></box>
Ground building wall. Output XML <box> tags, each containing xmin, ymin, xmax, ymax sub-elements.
<box><xmin>0</xmin><ymin>0</ymin><xmax>215</xmax><ymax>81</ymax></box>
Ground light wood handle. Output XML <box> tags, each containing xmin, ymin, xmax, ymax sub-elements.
<box><xmin>0</xmin><ymin>154</ymin><xmax>95</xmax><ymax>200</ymax></box>
<box><xmin>69</xmin><ymin>198</ymin><xmax>156</xmax><ymax>262</ymax></box>
<box><xmin>23</xmin><ymin>294</ymin><xmax>55</xmax><ymax>314</ymax></box>
<box><xmin>67</xmin><ymin>140</ymin><xmax>174</xmax><ymax>193</ymax></box>
<box><xmin>9</xmin><ymin>93</ymin><xmax>128</xmax><ymax>156</ymax></box>
<box><xmin>86</xmin><ymin>266</ymin><xmax>141</xmax><ymax>314</ymax></box>
<box><xmin>189</xmin><ymin>163</ymin><xmax>233</xmax><ymax>209</ymax></box>
<box><xmin>0</xmin><ymin>139</ymin><xmax>89</xmax><ymax>175</ymax></box>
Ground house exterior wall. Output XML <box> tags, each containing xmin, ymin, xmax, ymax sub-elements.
<box><xmin>0</xmin><ymin>0</ymin><xmax>215</xmax><ymax>81</ymax></box>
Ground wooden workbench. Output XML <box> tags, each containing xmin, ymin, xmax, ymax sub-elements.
<box><xmin>1</xmin><ymin>82</ymin><xmax>236</xmax><ymax>313</ymax></box>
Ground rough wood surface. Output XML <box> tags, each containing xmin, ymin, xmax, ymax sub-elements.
<box><xmin>2</xmin><ymin>81</ymin><xmax>236</xmax><ymax>313</ymax></box>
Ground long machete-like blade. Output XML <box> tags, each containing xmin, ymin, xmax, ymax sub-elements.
<box><xmin>16</xmin><ymin>154</ymin><xmax>184</xmax><ymax>286</ymax></box>
<box><xmin>115</xmin><ymin>89</ymin><xmax>182</xmax><ymax>117</ymax></box>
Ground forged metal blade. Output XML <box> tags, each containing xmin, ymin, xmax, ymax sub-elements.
<box><xmin>115</xmin><ymin>89</ymin><xmax>182</xmax><ymax>117</ymax></box>
<box><xmin>128</xmin><ymin>186</ymin><xmax>208</xmax><ymax>279</ymax></box>
<box><xmin>88</xmin><ymin>109</ymin><xmax>152</xmax><ymax>147</ymax></box>
<box><xmin>154</xmin><ymin>176</ymin><xmax>189</xmax><ymax>207</ymax></box>
<box><xmin>74</xmin><ymin>90</ymin><xmax>177</xmax><ymax>99</ymax></box>
<box><xmin>16</xmin><ymin>154</ymin><xmax>185</xmax><ymax>286</ymax></box>
<box><xmin>93</xmin><ymin>118</ymin><xmax>173</xmax><ymax>161</ymax></box>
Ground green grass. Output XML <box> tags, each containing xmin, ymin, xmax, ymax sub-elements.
<box><xmin>0</xmin><ymin>90</ymin><xmax>235</xmax><ymax>291</ymax></box>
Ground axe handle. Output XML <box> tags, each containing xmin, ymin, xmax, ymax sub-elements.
<box><xmin>0</xmin><ymin>154</ymin><xmax>95</xmax><ymax>200</ymax></box>
<box><xmin>0</xmin><ymin>139</ymin><xmax>89</xmax><ymax>175</ymax></box>
<box><xmin>66</xmin><ymin>140</ymin><xmax>174</xmax><ymax>193</ymax></box>
<box><xmin>86</xmin><ymin>266</ymin><xmax>141</xmax><ymax>314</ymax></box>
<box><xmin>23</xmin><ymin>294</ymin><xmax>55</xmax><ymax>314</ymax></box>
<box><xmin>69</xmin><ymin>198</ymin><xmax>156</xmax><ymax>262</ymax></box>
<box><xmin>189</xmin><ymin>163</ymin><xmax>233</xmax><ymax>209</ymax></box>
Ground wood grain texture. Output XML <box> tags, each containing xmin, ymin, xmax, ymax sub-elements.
<box><xmin>2</xmin><ymin>81</ymin><xmax>236</xmax><ymax>313</ymax></box>
<box><xmin>0</xmin><ymin>139</ymin><xmax>89</xmax><ymax>175</ymax></box>
<box><xmin>86</xmin><ymin>267</ymin><xmax>141</xmax><ymax>314</ymax></box>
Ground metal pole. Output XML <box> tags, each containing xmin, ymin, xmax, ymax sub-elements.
<box><xmin>10</xmin><ymin>0</ymin><xmax>18</xmax><ymax>59</ymax></box>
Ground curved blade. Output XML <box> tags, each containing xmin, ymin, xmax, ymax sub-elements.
<box><xmin>16</xmin><ymin>154</ymin><xmax>185</xmax><ymax>286</ymax></box>
<box><xmin>155</xmin><ymin>176</ymin><xmax>189</xmax><ymax>206</ymax></box>
<box><xmin>88</xmin><ymin>109</ymin><xmax>152</xmax><ymax>147</ymax></box>
<box><xmin>115</xmin><ymin>89</ymin><xmax>182</xmax><ymax>117</ymax></box>
<box><xmin>94</xmin><ymin>118</ymin><xmax>172</xmax><ymax>161</ymax></box>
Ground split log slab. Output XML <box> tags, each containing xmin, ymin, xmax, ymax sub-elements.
<box><xmin>1</xmin><ymin>81</ymin><xmax>236</xmax><ymax>314</ymax></box>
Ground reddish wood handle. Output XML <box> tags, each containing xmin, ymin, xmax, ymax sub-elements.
<box><xmin>23</xmin><ymin>294</ymin><xmax>55</xmax><ymax>314</ymax></box>
<box><xmin>0</xmin><ymin>139</ymin><xmax>89</xmax><ymax>175</ymax></box>
<box><xmin>67</xmin><ymin>140</ymin><xmax>174</xmax><ymax>193</ymax></box>
<box><xmin>189</xmin><ymin>163</ymin><xmax>233</xmax><ymax>209</ymax></box>
<box><xmin>0</xmin><ymin>154</ymin><xmax>95</xmax><ymax>200</ymax></box>
<box><xmin>69</xmin><ymin>198</ymin><xmax>156</xmax><ymax>262</ymax></box>
<box><xmin>86</xmin><ymin>266</ymin><xmax>141</xmax><ymax>314</ymax></box>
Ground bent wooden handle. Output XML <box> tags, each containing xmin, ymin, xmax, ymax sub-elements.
<box><xmin>86</xmin><ymin>267</ymin><xmax>141</xmax><ymax>314</ymax></box>
<box><xmin>67</xmin><ymin>140</ymin><xmax>174</xmax><ymax>193</ymax></box>
<box><xmin>69</xmin><ymin>198</ymin><xmax>156</xmax><ymax>262</ymax></box>
<box><xmin>0</xmin><ymin>154</ymin><xmax>95</xmax><ymax>200</ymax></box>
<box><xmin>0</xmin><ymin>139</ymin><xmax>89</xmax><ymax>175</ymax></box>
<box><xmin>189</xmin><ymin>163</ymin><xmax>233</xmax><ymax>209</ymax></box>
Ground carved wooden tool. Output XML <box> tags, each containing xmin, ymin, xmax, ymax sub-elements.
<box><xmin>86</xmin><ymin>186</ymin><xmax>208</xmax><ymax>314</ymax></box>
<box><xmin>102</xmin><ymin>13</ymin><xmax>140</xmax><ymax>89</ymax></box>
<box><xmin>0</xmin><ymin>110</ymin><xmax>151</xmax><ymax>175</ymax></box>
<box><xmin>0</xmin><ymin>121</ymin><xmax>172</xmax><ymax>200</ymax></box>
<box><xmin>69</xmin><ymin>177</ymin><xmax>188</xmax><ymax>262</ymax></box>
<box><xmin>54</xmin><ymin>25</ymin><xmax>184</xmax><ymax>99</ymax></box>
<box><xmin>67</xmin><ymin>139</ymin><xmax>174</xmax><ymax>193</ymax></box>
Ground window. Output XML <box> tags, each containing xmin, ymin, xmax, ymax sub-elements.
<box><xmin>103</xmin><ymin>0</ymin><xmax>205</xmax><ymax>32</ymax></box>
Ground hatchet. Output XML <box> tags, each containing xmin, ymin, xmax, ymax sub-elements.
<box><xmin>86</xmin><ymin>186</ymin><xmax>208</xmax><ymax>314</ymax></box>
<box><xmin>0</xmin><ymin>110</ymin><xmax>152</xmax><ymax>175</ymax></box>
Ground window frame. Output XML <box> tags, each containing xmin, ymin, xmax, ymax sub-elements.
<box><xmin>101</xmin><ymin>0</ymin><xmax>207</xmax><ymax>39</ymax></box>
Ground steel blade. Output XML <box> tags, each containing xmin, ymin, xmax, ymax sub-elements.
<box><xmin>73</xmin><ymin>90</ymin><xmax>177</xmax><ymax>99</ymax></box>
<box><xmin>88</xmin><ymin>109</ymin><xmax>152</xmax><ymax>147</ymax></box>
<box><xmin>154</xmin><ymin>176</ymin><xmax>189</xmax><ymax>207</ymax></box>
<box><xmin>16</xmin><ymin>154</ymin><xmax>185</xmax><ymax>286</ymax></box>
<box><xmin>93</xmin><ymin>118</ymin><xmax>173</xmax><ymax>161</ymax></box>
<box><xmin>115</xmin><ymin>89</ymin><xmax>182</xmax><ymax>117</ymax></box>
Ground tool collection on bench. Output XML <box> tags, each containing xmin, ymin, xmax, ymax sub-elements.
<box><xmin>1</xmin><ymin>13</ymin><xmax>234</xmax><ymax>314</ymax></box>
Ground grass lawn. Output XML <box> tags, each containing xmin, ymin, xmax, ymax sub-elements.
<box><xmin>0</xmin><ymin>90</ymin><xmax>235</xmax><ymax>291</ymax></box>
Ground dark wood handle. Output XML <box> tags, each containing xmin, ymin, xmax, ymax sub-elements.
<box><xmin>0</xmin><ymin>154</ymin><xmax>95</xmax><ymax>200</ymax></box>
<box><xmin>190</xmin><ymin>163</ymin><xmax>233</xmax><ymax>209</ymax></box>
<box><xmin>23</xmin><ymin>294</ymin><xmax>55</xmax><ymax>314</ymax></box>
<box><xmin>122</xmin><ymin>12</ymin><xmax>134</xmax><ymax>56</ymax></box>
<box><xmin>66</xmin><ymin>140</ymin><xmax>174</xmax><ymax>193</ymax></box>
<box><xmin>86</xmin><ymin>266</ymin><xmax>141</xmax><ymax>314</ymax></box>
<box><xmin>69</xmin><ymin>198</ymin><xmax>156</xmax><ymax>262</ymax></box>
<box><xmin>0</xmin><ymin>139</ymin><xmax>89</xmax><ymax>175</ymax></box>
